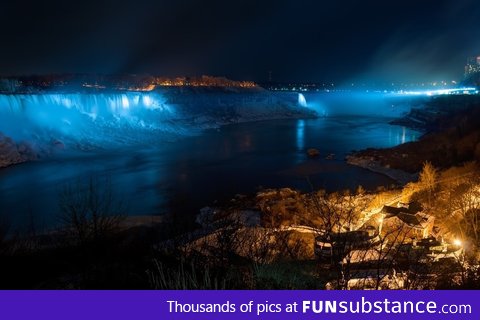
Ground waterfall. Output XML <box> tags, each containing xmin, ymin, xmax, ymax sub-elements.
<box><xmin>0</xmin><ymin>92</ymin><xmax>175</xmax><ymax>140</ymax></box>
<box><xmin>0</xmin><ymin>90</ymin><xmax>316</xmax><ymax>149</ymax></box>
<box><xmin>298</xmin><ymin>93</ymin><xmax>307</xmax><ymax>107</ymax></box>
<box><xmin>0</xmin><ymin>92</ymin><xmax>170</xmax><ymax>118</ymax></box>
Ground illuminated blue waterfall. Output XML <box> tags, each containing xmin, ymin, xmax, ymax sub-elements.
<box><xmin>0</xmin><ymin>91</ymin><xmax>315</xmax><ymax>149</ymax></box>
<box><xmin>0</xmin><ymin>92</ymin><xmax>171</xmax><ymax>119</ymax></box>
<box><xmin>0</xmin><ymin>92</ymin><xmax>175</xmax><ymax>141</ymax></box>
<box><xmin>298</xmin><ymin>93</ymin><xmax>307</xmax><ymax>107</ymax></box>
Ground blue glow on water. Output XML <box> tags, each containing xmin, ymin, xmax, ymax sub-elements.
<box><xmin>0</xmin><ymin>91</ymin><xmax>425</xmax><ymax>231</ymax></box>
<box><xmin>296</xmin><ymin>119</ymin><xmax>305</xmax><ymax>151</ymax></box>
<box><xmin>0</xmin><ymin>116</ymin><xmax>421</xmax><ymax>231</ymax></box>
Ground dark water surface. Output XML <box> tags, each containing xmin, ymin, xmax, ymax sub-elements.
<box><xmin>0</xmin><ymin>115</ymin><xmax>419</xmax><ymax>231</ymax></box>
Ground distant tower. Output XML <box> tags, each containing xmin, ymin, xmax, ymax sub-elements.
<box><xmin>268</xmin><ymin>70</ymin><xmax>272</xmax><ymax>82</ymax></box>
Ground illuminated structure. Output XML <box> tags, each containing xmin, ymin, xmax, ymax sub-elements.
<box><xmin>465</xmin><ymin>56</ymin><xmax>480</xmax><ymax>78</ymax></box>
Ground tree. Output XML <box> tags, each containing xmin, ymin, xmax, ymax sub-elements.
<box><xmin>419</xmin><ymin>161</ymin><xmax>437</xmax><ymax>206</ymax></box>
<box><xmin>419</xmin><ymin>161</ymin><xmax>437</xmax><ymax>190</ymax></box>
<box><xmin>450</xmin><ymin>178</ymin><xmax>480</xmax><ymax>246</ymax></box>
<box><xmin>308</xmin><ymin>190</ymin><xmax>369</xmax><ymax>288</ymax></box>
<box><xmin>59</xmin><ymin>176</ymin><xmax>125</xmax><ymax>245</ymax></box>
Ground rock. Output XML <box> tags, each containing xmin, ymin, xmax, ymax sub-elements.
<box><xmin>307</xmin><ymin>148</ymin><xmax>320</xmax><ymax>158</ymax></box>
<box><xmin>0</xmin><ymin>132</ymin><xmax>37</xmax><ymax>168</ymax></box>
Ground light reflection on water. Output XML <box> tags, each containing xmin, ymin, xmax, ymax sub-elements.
<box><xmin>296</xmin><ymin>119</ymin><xmax>305</xmax><ymax>152</ymax></box>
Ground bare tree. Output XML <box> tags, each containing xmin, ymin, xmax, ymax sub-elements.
<box><xmin>58</xmin><ymin>176</ymin><xmax>126</xmax><ymax>245</ymax></box>
<box><xmin>308</xmin><ymin>189</ymin><xmax>370</xmax><ymax>288</ymax></box>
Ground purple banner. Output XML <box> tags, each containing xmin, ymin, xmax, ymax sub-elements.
<box><xmin>0</xmin><ymin>290</ymin><xmax>478</xmax><ymax>319</ymax></box>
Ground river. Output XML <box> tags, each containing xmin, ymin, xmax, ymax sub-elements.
<box><xmin>0</xmin><ymin>109</ymin><xmax>419</xmax><ymax>232</ymax></box>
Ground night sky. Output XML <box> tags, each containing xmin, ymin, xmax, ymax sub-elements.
<box><xmin>1</xmin><ymin>0</ymin><xmax>480</xmax><ymax>83</ymax></box>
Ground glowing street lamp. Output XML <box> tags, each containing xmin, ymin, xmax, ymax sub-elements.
<box><xmin>453</xmin><ymin>239</ymin><xmax>462</xmax><ymax>247</ymax></box>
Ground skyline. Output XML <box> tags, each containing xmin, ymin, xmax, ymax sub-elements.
<box><xmin>1</xmin><ymin>0</ymin><xmax>480</xmax><ymax>84</ymax></box>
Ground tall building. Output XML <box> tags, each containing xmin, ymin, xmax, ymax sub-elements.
<box><xmin>465</xmin><ymin>56</ymin><xmax>480</xmax><ymax>78</ymax></box>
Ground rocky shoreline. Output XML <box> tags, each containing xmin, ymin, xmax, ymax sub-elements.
<box><xmin>0</xmin><ymin>133</ymin><xmax>37</xmax><ymax>168</ymax></box>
